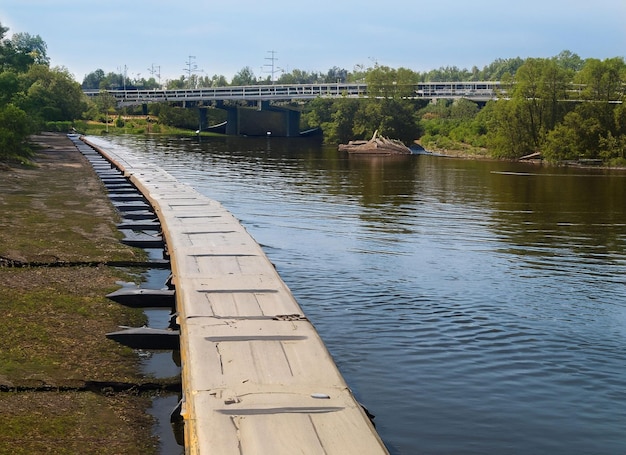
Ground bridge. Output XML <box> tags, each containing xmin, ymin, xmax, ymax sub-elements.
<box><xmin>84</xmin><ymin>81</ymin><xmax>502</xmax><ymax>106</ymax></box>
<box><xmin>83</xmin><ymin>82</ymin><xmax>619</xmax><ymax>137</ymax></box>
<box><xmin>84</xmin><ymin>82</ymin><xmax>502</xmax><ymax>137</ymax></box>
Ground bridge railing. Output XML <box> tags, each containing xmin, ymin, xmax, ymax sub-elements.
<box><xmin>83</xmin><ymin>81</ymin><xmax>624</xmax><ymax>107</ymax></box>
<box><xmin>83</xmin><ymin>81</ymin><xmax>506</xmax><ymax>106</ymax></box>
<box><xmin>412</xmin><ymin>81</ymin><xmax>502</xmax><ymax>100</ymax></box>
<box><xmin>84</xmin><ymin>83</ymin><xmax>369</xmax><ymax>105</ymax></box>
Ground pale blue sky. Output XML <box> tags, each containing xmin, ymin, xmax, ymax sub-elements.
<box><xmin>1</xmin><ymin>0</ymin><xmax>625</xmax><ymax>83</ymax></box>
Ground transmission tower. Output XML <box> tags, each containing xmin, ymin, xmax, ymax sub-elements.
<box><xmin>184</xmin><ymin>56</ymin><xmax>203</xmax><ymax>88</ymax></box>
<box><xmin>264</xmin><ymin>50</ymin><xmax>280</xmax><ymax>84</ymax></box>
<box><xmin>148</xmin><ymin>64</ymin><xmax>161</xmax><ymax>87</ymax></box>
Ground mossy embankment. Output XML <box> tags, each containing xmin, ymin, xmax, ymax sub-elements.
<box><xmin>0</xmin><ymin>133</ymin><xmax>172</xmax><ymax>454</ymax></box>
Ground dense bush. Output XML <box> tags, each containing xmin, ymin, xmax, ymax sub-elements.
<box><xmin>302</xmin><ymin>55</ymin><xmax>626</xmax><ymax>163</ymax></box>
<box><xmin>45</xmin><ymin>121</ymin><xmax>73</xmax><ymax>132</ymax></box>
<box><xmin>0</xmin><ymin>104</ymin><xmax>31</xmax><ymax>162</ymax></box>
<box><xmin>1</xmin><ymin>22</ymin><xmax>85</xmax><ymax>163</ymax></box>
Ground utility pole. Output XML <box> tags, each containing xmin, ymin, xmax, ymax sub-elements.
<box><xmin>118</xmin><ymin>65</ymin><xmax>128</xmax><ymax>90</ymax></box>
<box><xmin>184</xmin><ymin>55</ymin><xmax>204</xmax><ymax>88</ymax></box>
<box><xmin>264</xmin><ymin>50</ymin><xmax>279</xmax><ymax>84</ymax></box>
<box><xmin>148</xmin><ymin>64</ymin><xmax>161</xmax><ymax>88</ymax></box>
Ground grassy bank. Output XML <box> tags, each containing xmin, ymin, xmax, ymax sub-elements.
<box><xmin>71</xmin><ymin>117</ymin><xmax>223</xmax><ymax>138</ymax></box>
<box><xmin>0</xmin><ymin>133</ymin><xmax>166</xmax><ymax>454</ymax></box>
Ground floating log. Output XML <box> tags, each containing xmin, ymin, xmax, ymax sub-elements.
<box><xmin>106</xmin><ymin>288</ymin><xmax>175</xmax><ymax>308</ymax></box>
<box><xmin>519</xmin><ymin>151</ymin><xmax>542</xmax><ymax>160</ymax></box>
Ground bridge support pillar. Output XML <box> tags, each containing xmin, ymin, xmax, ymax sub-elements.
<box><xmin>224</xmin><ymin>107</ymin><xmax>240</xmax><ymax>136</ymax></box>
<box><xmin>198</xmin><ymin>107</ymin><xmax>208</xmax><ymax>132</ymax></box>
<box><xmin>217</xmin><ymin>101</ymin><xmax>300</xmax><ymax>137</ymax></box>
<box><xmin>284</xmin><ymin>109</ymin><xmax>300</xmax><ymax>137</ymax></box>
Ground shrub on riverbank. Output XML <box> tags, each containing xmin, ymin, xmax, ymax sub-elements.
<box><xmin>0</xmin><ymin>104</ymin><xmax>32</xmax><ymax>162</ymax></box>
<box><xmin>78</xmin><ymin>117</ymin><xmax>216</xmax><ymax>137</ymax></box>
<box><xmin>299</xmin><ymin>55</ymin><xmax>626</xmax><ymax>163</ymax></box>
<box><xmin>1</xmin><ymin>22</ymin><xmax>85</xmax><ymax>163</ymax></box>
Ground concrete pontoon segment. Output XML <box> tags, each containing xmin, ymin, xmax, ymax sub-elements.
<box><xmin>79</xmin><ymin>136</ymin><xmax>388</xmax><ymax>455</ymax></box>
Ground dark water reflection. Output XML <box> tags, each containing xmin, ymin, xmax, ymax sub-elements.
<box><xmin>91</xmin><ymin>135</ymin><xmax>626</xmax><ymax>455</ymax></box>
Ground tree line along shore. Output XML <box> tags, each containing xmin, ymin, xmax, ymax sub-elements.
<box><xmin>2</xmin><ymin>23</ymin><xmax>626</xmax><ymax>166</ymax></box>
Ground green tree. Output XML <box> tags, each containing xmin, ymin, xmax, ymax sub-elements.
<box><xmin>231</xmin><ymin>66</ymin><xmax>256</xmax><ymax>86</ymax></box>
<box><xmin>598</xmin><ymin>131</ymin><xmax>626</xmax><ymax>164</ymax></box>
<box><xmin>167</xmin><ymin>76</ymin><xmax>186</xmax><ymax>89</ymax></box>
<box><xmin>82</xmin><ymin>69</ymin><xmax>106</xmax><ymax>89</ymax></box>
<box><xmin>365</xmin><ymin>65</ymin><xmax>416</xmax><ymax>99</ymax></box>
<box><xmin>10</xmin><ymin>32</ymin><xmax>49</xmax><ymax>65</ymax></box>
<box><xmin>543</xmin><ymin>110</ymin><xmax>603</xmax><ymax>161</ymax></box>
<box><xmin>425</xmin><ymin>65</ymin><xmax>472</xmax><ymax>82</ymax></box>
<box><xmin>0</xmin><ymin>70</ymin><xmax>19</xmax><ymax>105</ymax></box>
<box><xmin>0</xmin><ymin>41</ymin><xmax>33</xmax><ymax>72</ymax></box>
<box><xmin>276</xmin><ymin>69</ymin><xmax>321</xmax><ymax>84</ymax></box>
<box><xmin>208</xmin><ymin>74</ymin><xmax>228</xmax><ymax>87</ymax></box>
<box><xmin>450</xmin><ymin>98</ymin><xmax>479</xmax><ymax>120</ymax></box>
<box><xmin>323</xmin><ymin>67</ymin><xmax>349</xmax><ymax>83</ymax></box>
<box><xmin>301</xmin><ymin>98</ymin><xmax>335</xmax><ymax>130</ymax></box>
<box><xmin>0</xmin><ymin>23</ymin><xmax>42</xmax><ymax>161</ymax></box>
<box><xmin>554</xmin><ymin>50</ymin><xmax>584</xmax><ymax>72</ymax></box>
<box><xmin>511</xmin><ymin>58</ymin><xmax>546</xmax><ymax>147</ymax></box>
<box><xmin>326</xmin><ymin>98</ymin><xmax>360</xmax><ymax>144</ymax></box>
<box><xmin>489</xmin><ymin>57</ymin><xmax>573</xmax><ymax>156</ymax></box>
<box><xmin>478</xmin><ymin>57</ymin><xmax>525</xmax><ymax>80</ymax></box>
<box><xmin>352</xmin><ymin>98</ymin><xmax>419</xmax><ymax>144</ymax></box>
<box><xmin>99</xmin><ymin>71</ymin><xmax>126</xmax><ymax>89</ymax></box>
<box><xmin>94</xmin><ymin>90</ymin><xmax>117</xmax><ymax>126</ymax></box>
<box><xmin>0</xmin><ymin>103</ymin><xmax>31</xmax><ymax>161</ymax></box>
<box><xmin>576</xmin><ymin>57</ymin><xmax>625</xmax><ymax>102</ymax></box>
<box><xmin>543</xmin><ymin>96</ymin><xmax>626</xmax><ymax>163</ymax></box>
<box><xmin>575</xmin><ymin>57</ymin><xmax>626</xmax><ymax>135</ymax></box>
<box><xmin>157</xmin><ymin>104</ymin><xmax>199</xmax><ymax>129</ymax></box>
<box><xmin>18</xmin><ymin>64</ymin><xmax>86</xmax><ymax>122</ymax></box>
<box><xmin>485</xmin><ymin>97</ymin><xmax>536</xmax><ymax>158</ymax></box>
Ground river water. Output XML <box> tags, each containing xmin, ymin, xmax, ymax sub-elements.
<box><xmin>91</xmin><ymin>135</ymin><xmax>626</xmax><ymax>455</ymax></box>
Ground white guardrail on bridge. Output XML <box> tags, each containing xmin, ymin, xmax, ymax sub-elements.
<box><xmin>83</xmin><ymin>82</ymin><xmax>503</xmax><ymax>106</ymax></box>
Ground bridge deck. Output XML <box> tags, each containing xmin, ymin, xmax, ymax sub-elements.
<box><xmin>82</xmin><ymin>137</ymin><xmax>388</xmax><ymax>455</ymax></box>
<box><xmin>84</xmin><ymin>81</ymin><xmax>501</xmax><ymax>106</ymax></box>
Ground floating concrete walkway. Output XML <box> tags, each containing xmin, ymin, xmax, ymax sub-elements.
<box><xmin>77</xmin><ymin>136</ymin><xmax>388</xmax><ymax>455</ymax></box>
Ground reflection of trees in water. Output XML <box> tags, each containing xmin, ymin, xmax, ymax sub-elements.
<box><xmin>336</xmin><ymin>155</ymin><xmax>420</xmax><ymax>229</ymax></box>
<box><xmin>343</xmin><ymin>155</ymin><xmax>418</xmax><ymax>204</ymax></box>
<box><xmin>125</xmin><ymin>136</ymin><xmax>626</xmax><ymax>255</ymax></box>
<box><xmin>345</xmin><ymin>153</ymin><xmax>626</xmax><ymax>256</ymax></box>
<box><xmin>487</xmin><ymin>168</ymin><xmax>626</xmax><ymax>256</ymax></box>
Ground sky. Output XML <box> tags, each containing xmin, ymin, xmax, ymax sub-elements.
<box><xmin>1</xmin><ymin>0</ymin><xmax>625</xmax><ymax>84</ymax></box>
